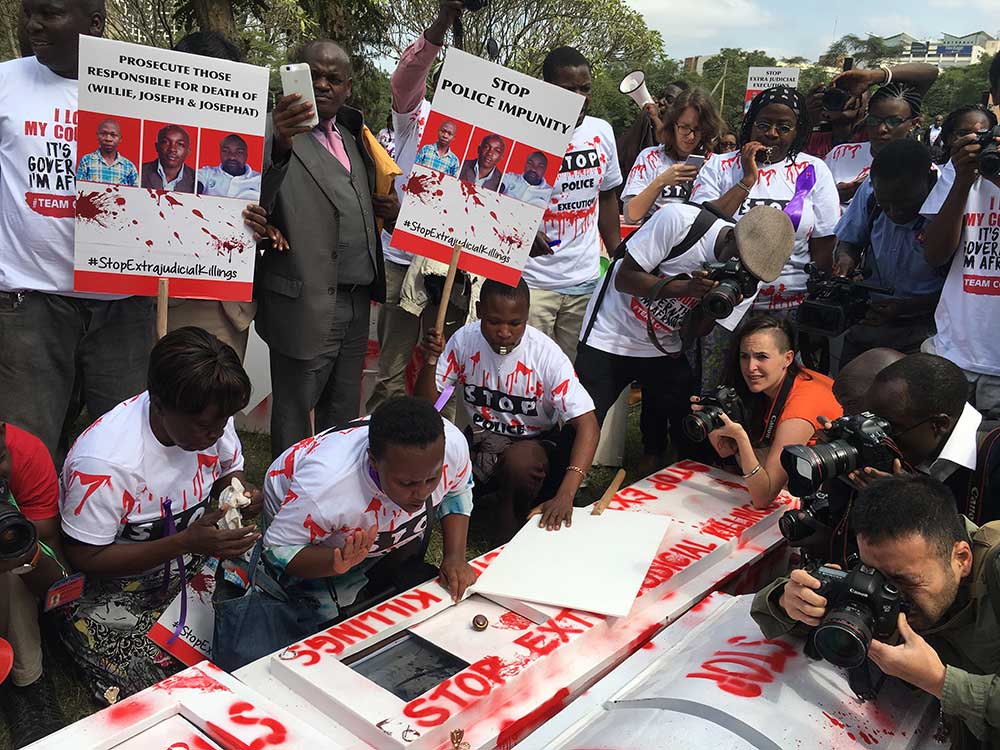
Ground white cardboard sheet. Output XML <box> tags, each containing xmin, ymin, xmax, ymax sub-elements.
<box><xmin>471</xmin><ymin>508</ymin><xmax>671</xmax><ymax>617</ymax></box>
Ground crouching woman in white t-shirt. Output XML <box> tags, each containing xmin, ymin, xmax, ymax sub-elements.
<box><xmin>59</xmin><ymin>327</ymin><xmax>261</xmax><ymax>702</ymax></box>
<box><xmin>262</xmin><ymin>397</ymin><xmax>478</xmax><ymax>624</ymax></box>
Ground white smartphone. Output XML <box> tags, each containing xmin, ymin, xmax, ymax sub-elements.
<box><xmin>685</xmin><ymin>154</ymin><xmax>706</xmax><ymax>169</ymax></box>
<box><xmin>279</xmin><ymin>63</ymin><xmax>320</xmax><ymax>129</ymax></box>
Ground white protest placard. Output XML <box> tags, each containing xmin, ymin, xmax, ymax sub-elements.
<box><xmin>471</xmin><ymin>508</ymin><xmax>672</xmax><ymax>617</ymax></box>
<box><xmin>74</xmin><ymin>37</ymin><xmax>269</xmax><ymax>301</ymax></box>
<box><xmin>392</xmin><ymin>48</ymin><xmax>583</xmax><ymax>285</ymax></box>
<box><xmin>744</xmin><ymin>66</ymin><xmax>800</xmax><ymax>111</ymax></box>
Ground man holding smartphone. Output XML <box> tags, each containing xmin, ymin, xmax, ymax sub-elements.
<box><xmin>258</xmin><ymin>40</ymin><xmax>399</xmax><ymax>458</ymax></box>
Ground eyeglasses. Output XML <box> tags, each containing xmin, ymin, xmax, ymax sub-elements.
<box><xmin>866</xmin><ymin>114</ymin><xmax>914</xmax><ymax>130</ymax></box>
<box><xmin>675</xmin><ymin>123</ymin><xmax>701</xmax><ymax>136</ymax></box>
<box><xmin>887</xmin><ymin>414</ymin><xmax>936</xmax><ymax>441</ymax></box>
<box><xmin>753</xmin><ymin>121</ymin><xmax>795</xmax><ymax>136</ymax></box>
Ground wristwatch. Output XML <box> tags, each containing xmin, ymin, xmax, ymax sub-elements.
<box><xmin>10</xmin><ymin>544</ymin><xmax>41</xmax><ymax>576</ymax></box>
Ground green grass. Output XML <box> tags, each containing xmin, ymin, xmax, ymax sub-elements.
<box><xmin>24</xmin><ymin>408</ymin><xmax>649</xmax><ymax>749</ymax></box>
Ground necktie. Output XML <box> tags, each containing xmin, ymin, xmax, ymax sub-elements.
<box><xmin>320</xmin><ymin>119</ymin><xmax>351</xmax><ymax>172</ymax></box>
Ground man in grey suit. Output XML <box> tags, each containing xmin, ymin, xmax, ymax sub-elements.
<box><xmin>258</xmin><ymin>40</ymin><xmax>399</xmax><ymax>457</ymax></box>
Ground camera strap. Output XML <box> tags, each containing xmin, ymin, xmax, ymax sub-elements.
<box><xmin>760</xmin><ymin>371</ymin><xmax>798</xmax><ymax>445</ymax></box>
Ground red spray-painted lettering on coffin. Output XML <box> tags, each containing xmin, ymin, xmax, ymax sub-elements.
<box><xmin>686</xmin><ymin>634</ymin><xmax>798</xmax><ymax>697</ymax></box>
<box><xmin>493</xmin><ymin>611</ymin><xmax>532</xmax><ymax>631</ymax></box>
<box><xmin>496</xmin><ymin>688</ymin><xmax>570</xmax><ymax>750</ymax></box>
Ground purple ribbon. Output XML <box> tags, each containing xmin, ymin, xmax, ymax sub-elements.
<box><xmin>434</xmin><ymin>384</ymin><xmax>455</xmax><ymax>413</ymax></box>
<box><xmin>160</xmin><ymin>497</ymin><xmax>188</xmax><ymax>646</ymax></box>
<box><xmin>783</xmin><ymin>164</ymin><xmax>816</xmax><ymax>231</ymax></box>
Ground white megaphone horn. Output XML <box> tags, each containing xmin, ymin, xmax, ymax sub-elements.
<box><xmin>619</xmin><ymin>70</ymin><xmax>653</xmax><ymax>108</ymax></box>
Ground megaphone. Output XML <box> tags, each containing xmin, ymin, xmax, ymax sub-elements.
<box><xmin>619</xmin><ymin>70</ymin><xmax>653</xmax><ymax>108</ymax></box>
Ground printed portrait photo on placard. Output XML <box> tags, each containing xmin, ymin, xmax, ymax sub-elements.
<box><xmin>197</xmin><ymin>127</ymin><xmax>265</xmax><ymax>201</ymax></box>
<box><xmin>76</xmin><ymin>111</ymin><xmax>142</xmax><ymax>187</ymax></box>
<box><xmin>459</xmin><ymin>128</ymin><xmax>513</xmax><ymax>193</ymax></box>
<box><xmin>139</xmin><ymin>119</ymin><xmax>200</xmax><ymax>194</ymax></box>
<box><xmin>499</xmin><ymin>142</ymin><xmax>561</xmax><ymax>208</ymax></box>
<box><xmin>413</xmin><ymin>111</ymin><xmax>473</xmax><ymax>178</ymax></box>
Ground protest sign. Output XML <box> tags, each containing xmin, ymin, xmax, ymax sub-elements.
<box><xmin>392</xmin><ymin>48</ymin><xmax>583</xmax><ymax>285</ymax></box>
<box><xmin>744</xmin><ymin>67</ymin><xmax>801</xmax><ymax>111</ymax></box>
<box><xmin>73</xmin><ymin>37</ymin><xmax>269</xmax><ymax>301</ymax></box>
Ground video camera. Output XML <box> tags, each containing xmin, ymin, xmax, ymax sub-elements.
<box><xmin>780</xmin><ymin>412</ymin><xmax>899</xmax><ymax>498</ymax></box>
<box><xmin>682</xmin><ymin>386</ymin><xmax>746</xmax><ymax>442</ymax></box>
<box><xmin>796</xmin><ymin>263</ymin><xmax>892</xmax><ymax>338</ymax></box>
<box><xmin>0</xmin><ymin>480</ymin><xmax>38</xmax><ymax>562</ymax></box>
<box><xmin>808</xmin><ymin>562</ymin><xmax>905</xmax><ymax>669</ymax></box>
<box><xmin>698</xmin><ymin>259</ymin><xmax>759</xmax><ymax>320</ymax></box>
<box><xmin>975</xmin><ymin>125</ymin><xmax>1000</xmax><ymax>177</ymax></box>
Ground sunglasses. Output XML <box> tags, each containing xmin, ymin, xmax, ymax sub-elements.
<box><xmin>753</xmin><ymin>121</ymin><xmax>795</xmax><ymax>136</ymax></box>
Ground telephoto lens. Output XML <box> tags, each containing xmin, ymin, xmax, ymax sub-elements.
<box><xmin>702</xmin><ymin>281</ymin><xmax>742</xmax><ymax>319</ymax></box>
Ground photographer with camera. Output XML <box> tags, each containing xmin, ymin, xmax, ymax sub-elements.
<box><xmin>832</xmin><ymin>139</ymin><xmax>944</xmax><ymax>365</ymax></box>
<box><xmin>753</xmin><ymin>474</ymin><xmax>1000</xmax><ymax>748</ymax></box>
<box><xmin>0</xmin><ymin>421</ymin><xmax>70</xmax><ymax>743</ymax></box>
<box><xmin>690</xmin><ymin>315</ymin><xmax>841</xmax><ymax>509</ymax></box>
<box><xmin>823</xmin><ymin>65</ymin><xmax>938</xmax><ymax>207</ymax></box>
<box><xmin>832</xmin><ymin>347</ymin><xmax>903</xmax><ymax>416</ymax></box>
<box><xmin>920</xmin><ymin>53</ymin><xmax>1000</xmax><ymax>419</ymax></box>
<box><xmin>576</xmin><ymin>203</ymin><xmax>794</xmax><ymax>471</ymax></box>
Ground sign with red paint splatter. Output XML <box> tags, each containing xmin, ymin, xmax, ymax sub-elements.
<box><xmin>73</xmin><ymin>37</ymin><xmax>268</xmax><ymax>300</ymax></box>
<box><xmin>392</xmin><ymin>49</ymin><xmax>583</xmax><ymax>285</ymax></box>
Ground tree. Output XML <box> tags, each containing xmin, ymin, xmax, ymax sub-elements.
<box><xmin>384</xmin><ymin>0</ymin><xmax>662</xmax><ymax>77</ymax></box>
<box><xmin>922</xmin><ymin>58</ymin><xmax>992</xmax><ymax>118</ymax></box>
<box><xmin>819</xmin><ymin>34</ymin><xmax>902</xmax><ymax>69</ymax></box>
<box><xmin>699</xmin><ymin>48</ymin><xmax>778</xmax><ymax>129</ymax></box>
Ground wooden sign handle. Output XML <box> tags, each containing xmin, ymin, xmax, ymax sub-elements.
<box><xmin>434</xmin><ymin>244</ymin><xmax>462</xmax><ymax>335</ymax></box>
<box><xmin>592</xmin><ymin>469</ymin><xmax>626</xmax><ymax>515</ymax></box>
<box><xmin>156</xmin><ymin>278</ymin><xmax>169</xmax><ymax>340</ymax></box>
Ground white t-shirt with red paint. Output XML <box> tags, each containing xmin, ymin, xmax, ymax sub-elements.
<box><xmin>263</xmin><ymin>419</ymin><xmax>473</xmax><ymax>560</ymax></box>
<box><xmin>622</xmin><ymin>147</ymin><xmax>693</xmax><ymax>220</ymax></box>
<box><xmin>691</xmin><ymin>150</ymin><xmax>840</xmax><ymax>311</ymax></box>
<box><xmin>0</xmin><ymin>57</ymin><xmax>82</xmax><ymax>294</ymax></box>
<box><xmin>436</xmin><ymin>323</ymin><xmax>595</xmax><ymax>437</ymax></box>
<box><xmin>60</xmin><ymin>391</ymin><xmax>244</xmax><ymax>547</ymax></box>
<box><xmin>522</xmin><ymin>116</ymin><xmax>623</xmax><ymax>291</ymax></box>
<box><xmin>580</xmin><ymin>203</ymin><xmax>755</xmax><ymax>357</ymax></box>
<box><xmin>382</xmin><ymin>99</ymin><xmax>431</xmax><ymax>267</ymax></box>
<box><xmin>824</xmin><ymin>142</ymin><xmax>873</xmax><ymax>208</ymax></box>
<box><xmin>921</xmin><ymin>170</ymin><xmax>1000</xmax><ymax>376</ymax></box>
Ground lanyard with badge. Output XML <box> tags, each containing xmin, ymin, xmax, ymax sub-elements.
<box><xmin>0</xmin><ymin>480</ymin><xmax>85</xmax><ymax>611</ymax></box>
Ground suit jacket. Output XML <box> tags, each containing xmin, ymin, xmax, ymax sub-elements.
<box><xmin>140</xmin><ymin>160</ymin><xmax>198</xmax><ymax>193</ymax></box>
<box><xmin>256</xmin><ymin>106</ymin><xmax>385</xmax><ymax>360</ymax></box>
<box><xmin>458</xmin><ymin>159</ymin><xmax>502</xmax><ymax>191</ymax></box>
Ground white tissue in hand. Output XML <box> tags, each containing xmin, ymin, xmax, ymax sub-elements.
<box><xmin>218</xmin><ymin>477</ymin><xmax>250</xmax><ymax>530</ymax></box>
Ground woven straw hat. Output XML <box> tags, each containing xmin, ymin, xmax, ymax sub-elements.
<box><xmin>733</xmin><ymin>206</ymin><xmax>795</xmax><ymax>283</ymax></box>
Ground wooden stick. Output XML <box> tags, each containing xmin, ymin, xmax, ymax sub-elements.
<box><xmin>591</xmin><ymin>468</ymin><xmax>626</xmax><ymax>515</ymax></box>
<box><xmin>434</xmin><ymin>244</ymin><xmax>462</xmax><ymax>335</ymax></box>
<box><xmin>156</xmin><ymin>278</ymin><xmax>169</xmax><ymax>340</ymax></box>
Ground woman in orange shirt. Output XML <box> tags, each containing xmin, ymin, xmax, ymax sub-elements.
<box><xmin>692</xmin><ymin>315</ymin><xmax>842</xmax><ymax>509</ymax></box>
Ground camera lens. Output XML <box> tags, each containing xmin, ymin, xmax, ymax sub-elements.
<box><xmin>778</xmin><ymin>509</ymin><xmax>810</xmax><ymax>542</ymax></box>
<box><xmin>702</xmin><ymin>280</ymin><xmax>740</xmax><ymax>319</ymax></box>
<box><xmin>780</xmin><ymin>440</ymin><xmax>859</xmax><ymax>497</ymax></box>
<box><xmin>0</xmin><ymin>506</ymin><xmax>37</xmax><ymax>561</ymax></box>
<box><xmin>822</xmin><ymin>87</ymin><xmax>849</xmax><ymax>112</ymax></box>
<box><xmin>682</xmin><ymin>408</ymin><xmax>720</xmax><ymax>443</ymax></box>
<box><xmin>814</xmin><ymin>602</ymin><xmax>874</xmax><ymax>668</ymax></box>
<box><xmin>979</xmin><ymin>147</ymin><xmax>1000</xmax><ymax>177</ymax></box>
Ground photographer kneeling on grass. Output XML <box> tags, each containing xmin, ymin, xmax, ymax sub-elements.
<box><xmin>752</xmin><ymin>474</ymin><xmax>1000</xmax><ymax>749</ymax></box>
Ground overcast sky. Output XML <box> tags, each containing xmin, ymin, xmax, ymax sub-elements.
<box><xmin>626</xmin><ymin>0</ymin><xmax>999</xmax><ymax>62</ymax></box>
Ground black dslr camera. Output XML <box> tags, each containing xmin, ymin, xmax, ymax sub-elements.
<box><xmin>683</xmin><ymin>386</ymin><xmax>747</xmax><ymax>442</ymax></box>
<box><xmin>780</xmin><ymin>413</ymin><xmax>897</xmax><ymax>498</ymax></box>
<box><xmin>778</xmin><ymin>484</ymin><xmax>851</xmax><ymax>558</ymax></box>
<box><xmin>797</xmin><ymin>264</ymin><xmax>892</xmax><ymax>337</ymax></box>
<box><xmin>820</xmin><ymin>83</ymin><xmax>850</xmax><ymax>113</ymax></box>
<box><xmin>699</xmin><ymin>260</ymin><xmax>759</xmax><ymax>320</ymax></box>
<box><xmin>0</xmin><ymin>481</ymin><xmax>38</xmax><ymax>561</ymax></box>
<box><xmin>975</xmin><ymin>126</ymin><xmax>1000</xmax><ymax>177</ymax></box>
<box><xmin>808</xmin><ymin>563</ymin><xmax>905</xmax><ymax>668</ymax></box>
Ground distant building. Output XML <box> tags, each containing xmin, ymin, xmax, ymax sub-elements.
<box><xmin>884</xmin><ymin>30</ymin><xmax>997</xmax><ymax>68</ymax></box>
